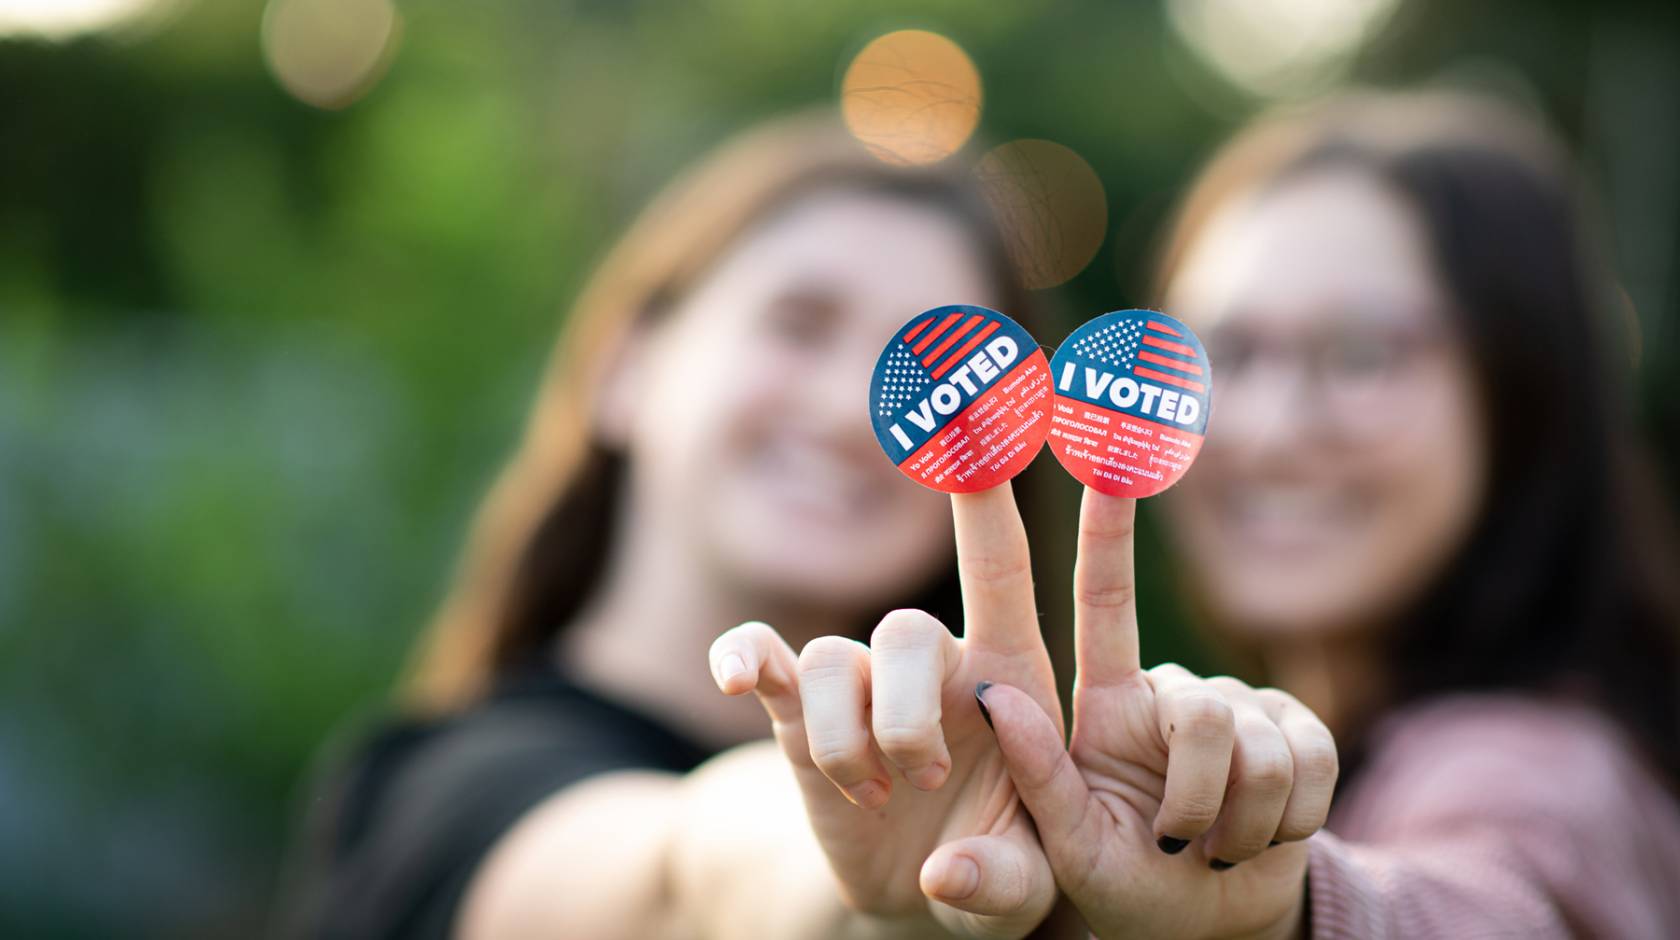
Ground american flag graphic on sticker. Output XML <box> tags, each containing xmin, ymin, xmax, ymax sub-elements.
<box><xmin>868</xmin><ymin>305</ymin><xmax>1053</xmax><ymax>493</ymax></box>
<box><xmin>1047</xmin><ymin>309</ymin><xmax>1213</xmax><ymax>498</ymax></box>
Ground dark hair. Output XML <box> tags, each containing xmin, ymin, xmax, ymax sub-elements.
<box><xmin>1156</xmin><ymin>91</ymin><xmax>1680</xmax><ymax>786</ymax></box>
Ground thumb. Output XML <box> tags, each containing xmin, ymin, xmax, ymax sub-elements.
<box><xmin>975</xmin><ymin>681</ymin><xmax>1090</xmax><ymax>849</ymax></box>
<box><xmin>919</xmin><ymin>819</ymin><xmax>1056</xmax><ymax>938</ymax></box>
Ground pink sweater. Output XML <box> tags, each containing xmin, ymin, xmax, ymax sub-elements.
<box><xmin>1308</xmin><ymin>694</ymin><xmax>1680</xmax><ymax>938</ymax></box>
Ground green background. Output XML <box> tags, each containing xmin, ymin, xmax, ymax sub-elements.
<box><xmin>1</xmin><ymin>0</ymin><xmax>1674</xmax><ymax>934</ymax></box>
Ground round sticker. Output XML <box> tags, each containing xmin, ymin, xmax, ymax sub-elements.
<box><xmin>869</xmin><ymin>305</ymin><xmax>1053</xmax><ymax>493</ymax></box>
<box><xmin>1047</xmin><ymin>309</ymin><xmax>1212</xmax><ymax>498</ymax></box>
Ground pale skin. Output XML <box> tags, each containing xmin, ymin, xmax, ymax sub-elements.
<box><xmin>457</xmin><ymin>171</ymin><xmax>1453</xmax><ymax>938</ymax></box>
<box><xmin>713</xmin><ymin>484</ymin><xmax>1338</xmax><ymax>940</ymax></box>
<box><xmin>701</xmin><ymin>168</ymin><xmax>1480</xmax><ymax>938</ymax></box>
<box><xmin>459</xmin><ymin>190</ymin><xmax>1016</xmax><ymax>939</ymax></box>
<box><xmin>1161</xmin><ymin>168</ymin><xmax>1486</xmax><ymax>734</ymax></box>
<box><xmin>699</xmin><ymin>172</ymin><xmax>1499</xmax><ymax>940</ymax></box>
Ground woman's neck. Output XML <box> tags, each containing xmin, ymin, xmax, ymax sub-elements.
<box><xmin>558</xmin><ymin>516</ymin><xmax>854</xmax><ymax>751</ymax></box>
<box><xmin>1259</xmin><ymin>631</ymin><xmax>1390</xmax><ymax>743</ymax></box>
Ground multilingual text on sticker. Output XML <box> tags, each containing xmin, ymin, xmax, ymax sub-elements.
<box><xmin>1046</xmin><ymin>309</ymin><xmax>1212</xmax><ymax>498</ymax></box>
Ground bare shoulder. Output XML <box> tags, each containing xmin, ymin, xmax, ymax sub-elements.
<box><xmin>457</xmin><ymin>741</ymin><xmax>824</xmax><ymax>940</ymax></box>
<box><xmin>457</xmin><ymin>770</ymin><xmax>685</xmax><ymax>940</ymax></box>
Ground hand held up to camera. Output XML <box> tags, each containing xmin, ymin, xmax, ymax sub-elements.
<box><xmin>709</xmin><ymin>483</ymin><xmax>1064</xmax><ymax>939</ymax></box>
<box><xmin>710</xmin><ymin>485</ymin><xmax>1337</xmax><ymax>940</ymax></box>
<box><xmin>709</xmin><ymin>307</ymin><xmax>1336</xmax><ymax>939</ymax></box>
<box><xmin>978</xmin><ymin>489</ymin><xmax>1337</xmax><ymax>940</ymax></box>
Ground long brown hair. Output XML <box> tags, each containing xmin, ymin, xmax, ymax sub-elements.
<box><xmin>403</xmin><ymin>111</ymin><xmax>1062</xmax><ymax>713</ymax></box>
<box><xmin>1153</xmin><ymin>90</ymin><xmax>1680</xmax><ymax>786</ymax></box>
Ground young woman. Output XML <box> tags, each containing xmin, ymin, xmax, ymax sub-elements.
<box><xmin>280</xmin><ymin>113</ymin><xmax>1081</xmax><ymax>939</ymax></box>
<box><xmin>722</xmin><ymin>90</ymin><xmax>1680</xmax><ymax>938</ymax></box>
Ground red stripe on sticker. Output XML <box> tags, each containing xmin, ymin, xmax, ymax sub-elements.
<box><xmin>919</xmin><ymin>315</ymin><xmax>983</xmax><ymax>366</ymax></box>
<box><xmin>930</xmin><ymin>320</ymin><xmax>1001</xmax><ymax>379</ymax></box>
<box><xmin>902</xmin><ymin>317</ymin><xmax>934</xmax><ymax>342</ymax></box>
<box><xmin>1146</xmin><ymin>320</ymin><xmax>1183</xmax><ymax>337</ymax></box>
<box><xmin>1141</xmin><ymin>334</ymin><xmax>1197</xmax><ymax>358</ymax></box>
<box><xmin>897</xmin><ymin>354</ymin><xmax>1050</xmax><ymax>491</ymax></box>
<box><xmin>1132</xmin><ymin>365</ymin><xmax>1206</xmax><ymax>393</ymax></box>
<box><xmin>1136</xmin><ymin>349</ymin><xmax>1204</xmax><ymax>376</ymax></box>
<box><xmin>911</xmin><ymin>312</ymin><xmax>964</xmax><ymax>354</ymax></box>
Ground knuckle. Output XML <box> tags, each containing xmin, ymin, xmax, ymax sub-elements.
<box><xmin>963</xmin><ymin>545</ymin><xmax>1032</xmax><ymax>586</ymax></box>
<box><xmin>872</xmin><ymin>720</ymin><xmax>940</xmax><ymax>761</ymax></box>
<box><xmin>1241</xmin><ymin>748</ymin><xmax>1295</xmax><ymax>794</ymax></box>
<box><xmin>797</xmin><ymin>636</ymin><xmax>860</xmax><ymax>674</ymax></box>
<box><xmin>1167</xmin><ymin>793</ymin><xmax>1223</xmax><ymax>832</ymax></box>
<box><xmin>713</xmin><ymin>623</ymin><xmax>759</xmax><ymax>656</ymax></box>
<box><xmin>869</xmin><ymin>609</ymin><xmax>944</xmax><ymax>651</ymax></box>
<box><xmin>1206</xmin><ymin>826</ymin><xmax>1267</xmax><ymax>860</ymax></box>
<box><xmin>1217</xmin><ymin>840</ymin><xmax>1269</xmax><ymax>863</ymax></box>
<box><xmin>1206</xmin><ymin>675</ymin><xmax>1250</xmax><ymax>696</ymax></box>
<box><xmin>1074</xmin><ymin>580</ymin><xmax>1136</xmax><ymax>611</ymax></box>
<box><xmin>807</xmin><ymin>734</ymin><xmax>872</xmax><ymax>781</ymax></box>
<box><xmin>1295</xmin><ymin>739</ymin><xmax>1340</xmax><ymax>784</ymax></box>
<box><xmin>1020</xmin><ymin>741</ymin><xmax>1073</xmax><ymax>793</ymax></box>
<box><xmin>1171</xmin><ymin>691</ymin><xmax>1235</xmax><ymax>741</ymax></box>
<box><xmin>1274</xmin><ymin>813</ymin><xmax>1327</xmax><ymax>842</ymax></box>
<box><xmin>1278</xmin><ymin>794</ymin><xmax>1333</xmax><ymax>838</ymax></box>
<box><xmin>1082</xmin><ymin>512</ymin><xmax>1136</xmax><ymax>546</ymax></box>
<box><xmin>706</xmin><ymin>636</ymin><xmax>736</xmax><ymax>666</ymax></box>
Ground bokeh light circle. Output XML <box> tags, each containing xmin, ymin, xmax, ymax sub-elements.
<box><xmin>841</xmin><ymin>29</ymin><xmax>982</xmax><ymax>166</ymax></box>
<box><xmin>975</xmin><ymin>139</ymin><xmax>1108</xmax><ymax>290</ymax></box>
<box><xmin>262</xmin><ymin>0</ymin><xmax>400</xmax><ymax>111</ymax></box>
<box><xmin>1167</xmin><ymin>0</ymin><xmax>1399</xmax><ymax>98</ymax></box>
<box><xmin>0</xmin><ymin>0</ymin><xmax>175</xmax><ymax>39</ymax></box>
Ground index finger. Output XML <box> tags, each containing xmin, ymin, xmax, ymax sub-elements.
<box><xmin>951</xmin><ymin>482</ymin><xmax>1043</xmax><ymax>654</ymax></box>
<box><xmin>1073</xmin><ymin>487</ymin><xmax>1141</xmax><ymax>684</ymax></box>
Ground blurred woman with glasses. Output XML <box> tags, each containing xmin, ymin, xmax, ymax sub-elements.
<box><xmin>731</xmin><ymin>90</ymin><xmax>1680</xmax><ymax>939</ymax></box>
<box><xmin>1151</xmin><ymin>90</ymin><xmax>1680</xmax><ymax>934</ymax></box>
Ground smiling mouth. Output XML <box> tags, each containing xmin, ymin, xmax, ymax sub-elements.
<box><xmin>1217</xmin><ymin>483</ymin><xmax>1364</xmax><ymax>551</ymax></box>
<box><xmin>750</xmin><ymin>438</ymin><xmax>893</xmax><ymax>521</ymax></box>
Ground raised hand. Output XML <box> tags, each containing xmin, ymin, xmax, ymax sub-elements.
<box><xmin>708</xmin><ymin>483</ymin><xmax>1062</xmax><ymax>939</ymax></box>
<box><xmin>977</xmin><ymin>488</ymin><xmax>1338</xmax><ymax>940</ymax></box>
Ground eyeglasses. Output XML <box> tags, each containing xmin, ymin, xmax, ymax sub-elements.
<box><xmin>1204</xmin><ymin>319</ymin><xmax>1452</xmax><ymax>434</ymax></box>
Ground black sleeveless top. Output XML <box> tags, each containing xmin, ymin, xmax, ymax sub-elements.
<box><xmin>278</xmin><ymin>663</ymin><xmax>712</xmax><ymax>939</ymax></box>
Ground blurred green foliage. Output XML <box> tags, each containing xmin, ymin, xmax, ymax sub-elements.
<box><xmin>1</xmin><ymin>0</ymin><xmax>1674</xmax><ymax>934</ymax></box>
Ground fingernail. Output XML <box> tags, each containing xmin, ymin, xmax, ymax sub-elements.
<box><xmin>974</xmin><ymin>681</ymin><xmax>995</xmax><ymax>730</ymax></box>
<box><xmin>1209</xmin><ymin>859</ymin><xmax>1237</xmax><ymax>871</ymax></box>
<box><xmin>935</xmin><ymin>855</ymin><xmax>980</xmax><ymax>900</ymax></box>
<box><xmin>1156</xmin><ymin>835</ymin><xmax>1189</xmax><ymax>855</ymax></box>
<box><xmin>844</xmin><ymin>780</ymin><xmax>888</xmax><ymax>809</ymax></box>
<box><xmin>718</xmin><ymin>653</ymin><xmax>746</xmax><ymax>684</ymax></box>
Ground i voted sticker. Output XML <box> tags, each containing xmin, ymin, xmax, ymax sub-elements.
<box><xmin>870</xmin><ymin>305</ymin><xmax>1053</xmax><ymax>493</ymax></box>
<box><xmin>1047</xmin><ymin>309</ymin><xmax>1211</xmax><ymax>498</ymax></box>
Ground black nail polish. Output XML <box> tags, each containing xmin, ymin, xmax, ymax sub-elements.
<box><xmin>1156</xmin><ymin>835</ymin><xmax>1189</xmax><ymax>855</ymax></box>
<box><xmin>974</xmin><ymin>681</ymin><xmax>995</xmax><ymax>730</ymax></box>
<box><xmin>1209</xmin><ymin>859</ymin><xmax>1236</xmax><ymax>871</ymax></box>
